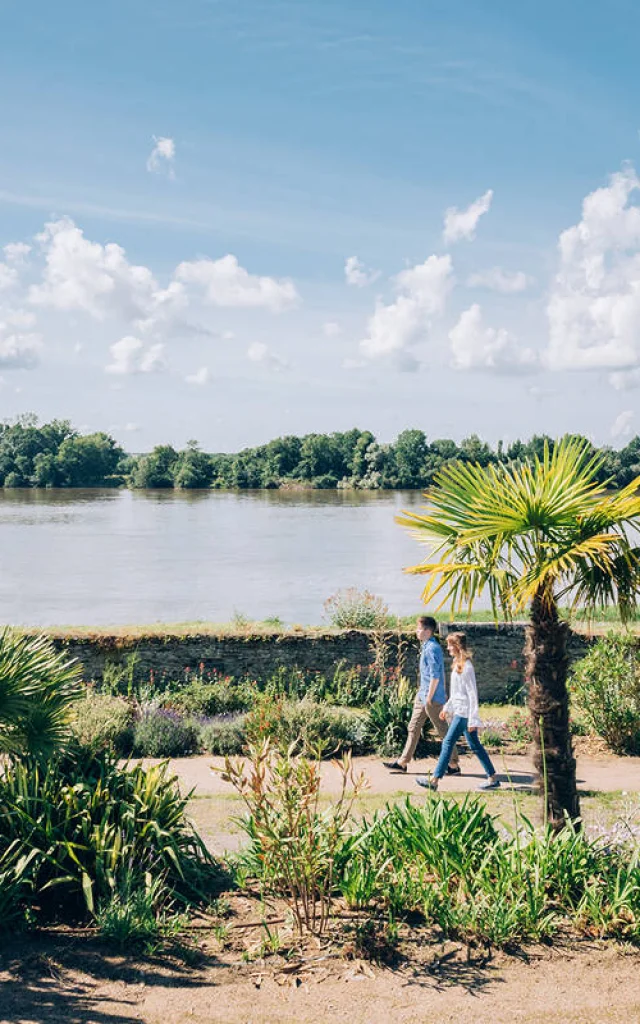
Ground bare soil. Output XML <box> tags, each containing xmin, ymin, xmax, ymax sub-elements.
<box><xmin>1</xmin><ymin>923</ymin><xmax>639</xmax><ymax>1024</ymax></box>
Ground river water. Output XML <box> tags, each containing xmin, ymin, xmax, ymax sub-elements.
<box><xmin>0</xmin><ymin>488</ymin><xmax>438</xmax><ymax>627</ymax></box>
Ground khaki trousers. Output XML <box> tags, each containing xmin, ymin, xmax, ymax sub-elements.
<box><xmin>399</xmin><ymin>691</ymin><xmax>460</xmax><ymax>768</ymax></box>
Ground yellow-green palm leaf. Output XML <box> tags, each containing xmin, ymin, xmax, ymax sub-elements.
<box><xmin>397</xmin><ymin>437</ymin><xmax>640</xmax><ymax>620</ymax></box>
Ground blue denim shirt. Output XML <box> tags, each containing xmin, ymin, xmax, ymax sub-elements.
<box><xmin>418</xmin><ymin>637</ymin><xmax>446</xmax><ymax>705</ymax></box>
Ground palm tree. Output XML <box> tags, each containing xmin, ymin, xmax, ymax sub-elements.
<box><xmin>396</xmin><ymin>437</ymin><xmax>640</xmax><ymax>828</ymax></box>
<box><xmin>0</xmin><ymin>628</ymin><xmax>82</xmax><ymax>760</ymax></box>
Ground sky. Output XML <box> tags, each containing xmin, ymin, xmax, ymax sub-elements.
<box><xmin>1</xmin><ymin>0</ymin><xmax>640</xmax><ymax>452</ymax></box>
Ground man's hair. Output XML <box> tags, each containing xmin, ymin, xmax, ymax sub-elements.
<box><xmin>417</xmin><ymin>615</ymin><xmax>437</xmax><ymax>633</ymax></box>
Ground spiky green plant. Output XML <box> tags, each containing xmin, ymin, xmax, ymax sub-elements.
<box><xmin>0</xmin><ymin>629</ymin><xmax>82</xmax><ymax>759</ymax></box>
<box><xmin>396</xmin><ymin>437</ymin><xmax>640</xmax><ymax>827</ymax></box>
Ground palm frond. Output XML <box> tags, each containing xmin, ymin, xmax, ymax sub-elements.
<box><xmin>397</xmin><ymin>437</ymin><xmax>640</xmax><ymax>618</ymax></box>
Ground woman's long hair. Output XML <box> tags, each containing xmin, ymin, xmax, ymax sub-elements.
<box><xmin>447</xmin><ymin>631</ymin><xmax>473</xmax><ymax>673</ymax></box>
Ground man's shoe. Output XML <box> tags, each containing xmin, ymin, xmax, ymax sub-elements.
<box><xmin>382</xmin><ymin>761</ymin><xmax>407</xmax><ymax>773</ymax></box>
<box><xmin>478</xmin><ymin>777</ymin><xmax>501</xmax><ymax>790</ymax></box>
<box><xmin>446</xmin><ymin>766</ymin><xmax>461</xmax><ymax>776</ymax></box>
<box><xmin>416</xmin><ymin>776</ymin><xmax>438</xmax><ymax>791</ymax></box>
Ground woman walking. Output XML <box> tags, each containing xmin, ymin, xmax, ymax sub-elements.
<box><xmin>417</xmin><ymin>631</ymin><xmax>500</xmax><ymax>792</ymax></box>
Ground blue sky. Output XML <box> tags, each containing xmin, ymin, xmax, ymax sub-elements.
<box><xmin>1</xmin><ymin>0</ymin><xmax>640</xmax><ymax>451</ymax></box>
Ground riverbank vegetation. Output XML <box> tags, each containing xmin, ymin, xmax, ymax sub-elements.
<box><xmin>2</xmin><ymin>414</ymin><xmax>639</xmax><ymax>491</ymax></box>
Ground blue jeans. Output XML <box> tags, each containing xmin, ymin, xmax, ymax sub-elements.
<box><xmin>433</xmin><ymin>714</ymin><xmax>496</xmax><ymax>780</ymax></box>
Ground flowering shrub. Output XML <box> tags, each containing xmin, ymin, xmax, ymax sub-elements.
<box><xmin>132</xmin><ymin>708</ymin><xmax>199</xmax><ymax>758</ymax></box>
<box><xmin>323</xmin><ymin>588</ymin><xmax>389</xmax><ymax>630</ymax></box>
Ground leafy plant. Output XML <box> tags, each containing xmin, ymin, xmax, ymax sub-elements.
<box><xmin>199</xmin><ymin>714</ymin><xmax>247</xmax><ymax>755</ymax></box>
<box><xmin>71</xmin><ymin>692</ymin><xmax>134</xmax><ymax>755</ymax></box>
<box><xmin>366</xmin><ymin>675</ymin><xmax>423</xmax><ymax>756</ymax></box>
<box><xmin>221</xmin><ymin>741</ymin><xmax>368</xmax><ymax>935</ymax></box>
<box><xmin>169</xmin><ymin>677</ymin><xmax>254</xmax><ymax>718</ymax></box>
<box><xmin>323</xmin><ymin>588</ymin><xmax>389</xmax><ymax>630</ymax></box>
<box><xmin>0</xmin><ymin>748</ymin><xmax>216</xmax><ymax>920</ymax></box>
<box><xmin>96</xmin><ymin>875</ymin><xmax>187</xmax><ymax>951</ymax></box>
<box><xmin>0</xmin><ymin>628</ymin><xmax>82</xmax><ymax>759</ymax></box>
<box><xmin>132</xmin><ymin>708</ymin><xmax>199</xmax><ymax>758</ymax></box>
<box><xmin>570</xmin><ymin>633</ymin><xmax>640</xmax><ymax>753</ymax></box>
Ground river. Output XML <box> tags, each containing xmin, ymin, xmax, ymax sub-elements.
<box><xmin>0</xmin><ymin>488</ymin><xmax>438</xmax><ymax>627</ymax></box>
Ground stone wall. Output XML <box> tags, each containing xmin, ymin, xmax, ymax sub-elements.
<box><xmin>53</xmin><ymin>623</ymin><xmax>593</xmax><ymax>703</ymax></box>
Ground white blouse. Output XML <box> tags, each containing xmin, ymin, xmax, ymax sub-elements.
<box><xmin>443</xmin><ymin>660</ymin><xmax>482</xmax><ymax>729</ymax></box>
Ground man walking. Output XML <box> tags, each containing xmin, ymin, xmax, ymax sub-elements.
<box><xmin>383</xmin><ymin>615</ymin><xmax>460</xmax><ymax>775</ymax></box>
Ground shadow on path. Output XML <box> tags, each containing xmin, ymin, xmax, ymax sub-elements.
<box><xmin>0</xmin><ymin>931</ymin><xmax>225</xmax><ymax>1024</ymax></box>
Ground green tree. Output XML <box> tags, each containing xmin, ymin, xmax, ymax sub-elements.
<box><xmin>56</xmin><ymin>433</ymin><xmax>124</xmax><ymax>486</ymax></box>
<box><xmin>397</xmin><ymin>438</ymin><xmax>640</xmax><ymax>828</ymax></box>
<box><xmin>173</xmin><ymin>441</ymin><xmax>213</xmax><ymax>489</ymax></box>
<box><xmin>393</xmin><ymin>429</ymin><xmax>428</xmax><ymax>488</ymax></box>
<box><xmin>459</xmin><ymin>434</ymin><xmax>494</xmax><ymax>466</ymax></box>
<box><xmin>131</xmin><ymin>445</ymin><xmax>179</xmax><ymax>488</ymax></box>
<box><xmin>296</xmin><ymin>434</ymin><xmax>343</xmax><ymax>481</ymax></box>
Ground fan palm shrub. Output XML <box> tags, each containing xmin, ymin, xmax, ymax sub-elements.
<box><xmin>397</xmin><ymin>437</ymin><xmax>640</xmax><ymax>827</ymax></box>
<box><xmin>0</xmin><ymin>628</ymin><xmax>82</xmax><ymax>759</ymax></box>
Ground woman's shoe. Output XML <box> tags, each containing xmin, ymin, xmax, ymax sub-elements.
<box><xmin>478</xmin><ymin>777</ymin><xmax>501</xmax><ymax>790</ymax></box>
<box><xmin>416</xmin><ymin>776</ymin><xmax>438</xmax><ymax>791</ymax></box>
<box><xmin>446</xmin><ymin>766</ymin><xmax>461</xmax><ymax>776</ymax></box>
<box><xmin>382</xmin><ymin>761</ymin><xmax>407</xmax><ymax>773</ymax></box>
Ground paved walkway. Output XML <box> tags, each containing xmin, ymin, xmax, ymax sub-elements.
<box><xmin>156</xmin><ymin>752</ymin><xmax>640</xmax><ymax>797</ymax></box>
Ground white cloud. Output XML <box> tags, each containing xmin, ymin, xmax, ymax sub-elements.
<box><xmin>5</xmin><ymin>309</ymin><xmax>36</xmax><ymax>329</ymax></box>
<box><xmin>323</xmin><ymin>321</ymin><xmax>342</xmax><ymax>337</ymax></box>
<box><xmin>105</xmin><ymin>335</ymin><xmax>166</xmax><ymax>375</ymax></box>
<box><xmin>4</xmin><ymin>242</ymin><xmax>31</xmax><ymax>265</ymax></box>
<box><xmin>0</xmin><ymin>264</ymin><xmax>18</xmax><ymax>291</ymax></box>
<box><xmin>30</xmin><ymin>218</ymin><xmax>183</xmax><ymax>324</ymax></box>
<box><xmin>185</xmin><ymin>366</ymin><xmax>210</xmax><ymax>385</ymax></box>
<box><xmin>467</xmin><ymin>267</ymin><xmax>534</xmax><ymax>293</ymax></box>
<box><xmin>449</xmin><ymin>304</ymin><xmax>537</xmax><ymax>372</ymax></box>
<box><xmin>0</xmin><ymin>244</ymin><xmax>31</xmax><ymax>291</ymax></box>
<box><xmin>610</xmin><ymin>367</ymin><xmax>640</xmax><ymax>390</ymax></box>
<box><xmin>342</xmin><ymin>357</ymin><xmax>366</xmax><ymax>370</ymax></box>
<box><xmin>0</xmin><ymin>328</ymin><xmax>41</xmax><ymax>369</ymax></box>
<box><xmin>610</xmin><ymin>410</ymin><xmax>634</xmax><ymax>439</ymax></box>
<box><xmin>124</xmin><ymin>422</ymin><xmax>140</xmax><ymax>432</ymax></box>
<box><xmin>247</xmin><ymin>341</ymin><xmax>288</xmax><ymax>369</ymax></box>
<box><xmin>345</xmin><ymin>256</ymin><xmax>379</xmax><ymax>287</ymax></box>
<box><xmin>176</xmin><ymin>255</ymin><xmax>298</xmax><ymax>311</ymax></box>
<box><xmin>359</xmin><ymin>254</ymin><xmax>453</xmax><ymax>360</ymax></box>
<box><xmin>443</xmin><ymin>189</ymin><xmax>493</xmax><ymax>244</ymax></box>
<box><xmin>546</xmin><ymin>167</ymin><xmax>640</xmax><ymax>373</ymax></box>
<box><xmin>146</xmin><ymin>136</ymin><xmax>176</xmax><ymax>178</ymax></box>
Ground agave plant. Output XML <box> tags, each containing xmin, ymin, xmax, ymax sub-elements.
<box><xmin>0</xmin><ymin>628</ymin><xmax>82</xmax><ymax>759</ymax></box>
<box><xmin>397</xmin><ymin>437</ymin><xmax>640</xmax><ymax>827</ymax></box>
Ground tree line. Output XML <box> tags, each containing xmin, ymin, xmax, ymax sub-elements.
<box><xmin>1</xmin><ymin>414</ymin><xmax>639</xmax><ymax>491</ymax></box>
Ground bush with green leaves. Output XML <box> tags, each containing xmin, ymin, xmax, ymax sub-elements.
<box><xmin>0</xmin><ymin>628</ymin><xmax>82</xmax><ymax>759</ymax></box>
<box><xmin>96</xmin><ymin>875</ymin><xmax>188</xmax><ymax>952</ymax></box>
<box><xmin>0</xmin><ymin>747</ymin><xmax>217</xmax><ymax>924</ymax></box>
<box><xmin>199</xmin><ymin>714</ymin><xmax>247</xmax><ymax>756</ymax></box>
<box><xmin>365</xmin><ymin>674</ymin><xmax>429</xmax><ymax>756</ymax></box>
<box><xmin>244</xmin><ymin>696</ymin><xmax>368</xmax><ymax>757</ymax></box>
<box><xmin>337</xmin><ymin>796</ymin><xmax>640</xmax><ymax>945</ymax></box>
<box><xmin>71</xmin><ymin>692</ymin><xmax>134</xmax><ymax>755</ymax></box>
<box><xmin>169</xmin><ymin>677</ymin><xmax>255</xmax><ymax>718</ymax></box>
<box><xmin>570</xmin><ymin>633</ymin><xmax>640</xmax><ymax>753</ymax></box>
<box><xmin>132</xmin><ymin>708</ymin><xmax>199</xmax><ymax>758</ymax></box>
<box><xmin>323</xmin><ymin>588</ymin><xmax>389</xmax><ymax>630</ymax></box>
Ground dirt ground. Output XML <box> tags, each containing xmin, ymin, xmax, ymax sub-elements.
<box><xmin>163</xmin><ymin>750</ymin><xmax>640</xmax><ymax>799</ymax></box>
<box><xmin>1</xmin><ymin>930</ymin><xmax>639</xmax><ymax>1024</ymax></box>
<box><xmin>4</xmin><ymin>752</ymin><xmax>640</xmax><ymax>1024</ymax></box>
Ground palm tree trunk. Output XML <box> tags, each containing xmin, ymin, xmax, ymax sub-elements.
<box><xmin>524</xmin><ymin>587</ymin><xmax>580</xmax><ymax>829</ymax></box>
